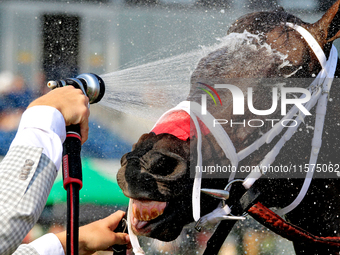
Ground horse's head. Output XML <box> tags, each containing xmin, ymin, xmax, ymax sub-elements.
<box><xmin>117</xmin><ymin>1</ymin><xmax>340</xmax><ymax>242</ymax></box>
<box><xmin>118</xmin><ymin>133</ymin><xmax>191</xmax><ymax>240</ymax></box>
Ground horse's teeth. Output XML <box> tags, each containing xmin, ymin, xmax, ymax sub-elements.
<box><xmin>142</xmin><ymin>209</ymin><xmax>150</xmax><ymax>221</ymax></box>
<box><xmin>131</xmin><ymin>214</ymin><xmax>138</xmax><ymax>225</ymax></box>
<box><xmin>151</xmin><ymin>208</ymin><xmax>160</xmax><ymax>219</ymax></box>
<box><xmin>132</xmin><ymin>199</ymin><xmax>166</xmax><ymax>222</ymax></box>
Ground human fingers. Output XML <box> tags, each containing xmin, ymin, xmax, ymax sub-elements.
<box><xmin>79</xmin><ymin>116</ymin><xmax>89</xmax><ymax>145</ymax></box>
<box><xmin>28</xmin><ymin>86</ymin><xmax>78</xmax><ymax>108</ymax></box>
<box><xmin>78</xmin><ymin>97</ymin><xmax>90</xmax><ymax>144</ymax></box>
<box><xmin>62</xmin><ymin>88</ymin><xmax>89</xmax><ymax>126</ymax></box>
<box><xmin>77</xmin><ymin>212</ymin><xmax>130</xmax><ymax>255</ymax></box>
<box><xmin>105</xmin><ymin>210</ymin><xmax>126</xmax><ymax>231</ymax></box>
<box><xmin>29</xmin><ymin>87</ymin><xmax>90</xmax><ymax>144</ymax></box>
<box><xmin>111</xmin><ymin>232</ymin><xmax>130</xmax><ymax>246</ymax></box>
<box><xmin>104</xmin><ymin>232</ymin><xmax>131</xmax><ymax>252</ymax></box>
<box><xmin>58</xmin><ymin>88</ymin><xmax>89</xmax><ymax>143</ymax></box>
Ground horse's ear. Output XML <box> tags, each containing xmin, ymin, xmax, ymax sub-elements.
<box><xmin>308</xmin><ymin>0</ymin><xmax>340</xmax><ymax>45</ymax></box>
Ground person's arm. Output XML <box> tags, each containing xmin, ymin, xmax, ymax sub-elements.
<box><xmin>7</xmin><ymin>87</ymin><xmax>130</xmax><ymax>255</ymax></box>
<box><xmin>0</xmin><ymin>146</ymin><xmax>57</xmax><ymax>255</ymax></box>
<box><xmin>9</xmin><ymin>105</ymin><xmax>66</xmax><ymax>170</ymax></box>
<box><xmin>56</xmin><ymin>210</ymin><xmax>130</xmax><ymax>255</ymax></box>
<box><xmin>0</xmin><ymin>87</ymin><xmax>90</xmax><ymax>255</ymax></box>
<box><xmin>13</xmin><ymin>211</ymin><xmax>130</xmax><ymax>255</ymax></box>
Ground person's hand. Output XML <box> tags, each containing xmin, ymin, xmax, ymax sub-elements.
<box><xmin>56</xmin><ymin>210</ymin><xmax>131</xmax><ymax>255</ymax></box>
<box><xmin>27</xmin><ymin>86</ymin><xmax>90</xmax><ymax>144</ymax></box>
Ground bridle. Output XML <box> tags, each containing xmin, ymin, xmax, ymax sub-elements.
<box><xmin>126</xmin><ymin>23</ymin><xmax>339</xmax><ymax>255</ymax></box>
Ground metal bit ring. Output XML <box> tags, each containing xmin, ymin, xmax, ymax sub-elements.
<box><xmin>223</xmin><ymin>179</ymin><xmax>248</xmax><ymax>217</ymax></box>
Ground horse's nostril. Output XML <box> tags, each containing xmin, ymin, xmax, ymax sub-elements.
<box><xmin>149</xmin><ymin>155</ymin><xmax>181</xmax><ymax>176</ymax></box>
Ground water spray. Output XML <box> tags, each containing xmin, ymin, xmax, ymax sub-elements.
<box><xmin>47</xmin><ymin>73</ymin><xmax>106</xmax><ymax>255</ymax></box>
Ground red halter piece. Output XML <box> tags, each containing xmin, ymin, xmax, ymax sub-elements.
<box><xmin>151</xmin><ymin>110</ymin><xmax>210</xmax><ymax>140</ymax></box>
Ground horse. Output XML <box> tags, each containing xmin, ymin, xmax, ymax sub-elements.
<box><xmin>117</xmin><ymin>1</ymin><xmax>340</xmax><ymax>254</ymax></box>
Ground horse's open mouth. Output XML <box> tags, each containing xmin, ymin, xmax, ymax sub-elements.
<box><xmin>130</xmin><ymin>199</ymin><xmax>168</xmax><ymax>235</ymax></box>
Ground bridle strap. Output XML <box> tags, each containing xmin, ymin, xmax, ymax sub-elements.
<box><xmin>276</xmin><ymin>24</ymin><xmax>338</xmax><ymax>215</ymax></box>
<box><xmin>242</xmin><ymin>24</ymin><xmax>338</xmax><ymax>215</ymax></box>
<box><xmin>285</xmin><ymin>23</ymin><xmax>327</xmax><ymax>70</ymax></box>
<box><xmin>127</xmin><ymin>199</ymin><xmax>145</xmax><ymax>255</ymax></box>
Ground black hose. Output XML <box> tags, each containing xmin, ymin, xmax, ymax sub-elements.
<box><xmin>63</xmin><ymin>124</ymin><xmax>83</xmax><ymax>255</ymax></box>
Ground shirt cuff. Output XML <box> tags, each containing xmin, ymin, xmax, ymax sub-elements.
<box><xmin>29</xmin><ymin>233</ymin><xmax>65</xmax><ymax>255</ymax></box>
<box><xmin>17</xmin><ymin>106</ymin><xmax>66</xmax><ymax>141</ymax></box>
<box><xmin>10</xmin><ymin>106</ymin><xmax>66</xmax><ymax>170</ymax></box>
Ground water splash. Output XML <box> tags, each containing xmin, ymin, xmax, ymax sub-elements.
<box><xmin>99</xmin><ymin>31</ymin><xmax>274</xmax><ymax>121</ymax></box>
<box><xmin>100</xmin><ymin>50</ymin><xmax>198</xmax><ymax>121</ymax></box>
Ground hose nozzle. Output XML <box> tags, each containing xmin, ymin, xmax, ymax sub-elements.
<box><xmin>47</xmin><ymin>73</ymin><xmax>105</xmax><ymax>104</ymax></box>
